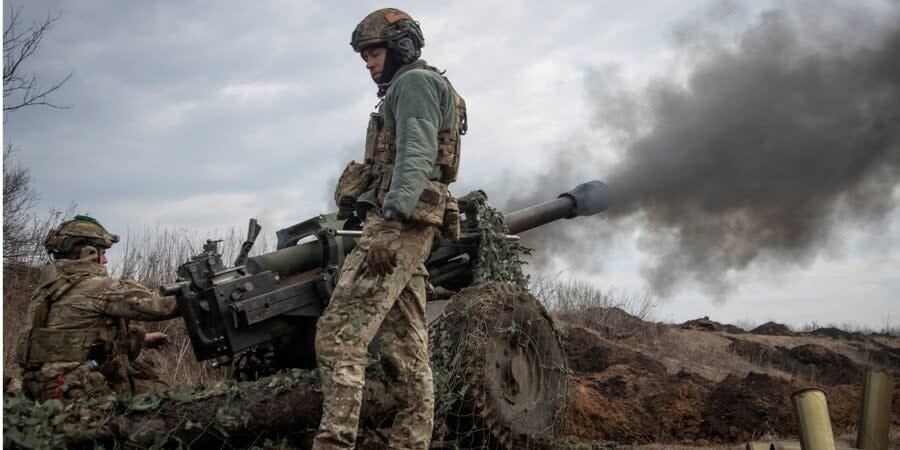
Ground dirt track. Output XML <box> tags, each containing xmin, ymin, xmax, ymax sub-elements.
<box><xmin>554</xmin><ymin>310</ymin><xmax>899</xmax><ymax>446</ymax></box>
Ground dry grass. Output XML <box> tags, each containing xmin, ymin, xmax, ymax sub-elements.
<box><xmin>3</xmin><ymin>266</ymin><xmax>38</xmax><ymax>381</ymax></box>
<box><xmin>535</xmin><ymin>278</ymin><xmax>661</xmax><ymax>342</ymax></box>
<box><xmin>799</xmin><ymin>318</ymin><xmax>900</xmax><ymax>337</ymax></box>
<box><xmin>637</xmin><ymin>328</ymin><xmax>792</xmax><ymax>382</ymax></box>
<box><xmin>2</xmin><ymin>208</ymin><xmax>69</xmax><ymax>382</ymax></box>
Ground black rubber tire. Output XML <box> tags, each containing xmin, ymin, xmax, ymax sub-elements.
<box><xmin>429</xmin><ymin>282</ymin><xmax>568</xmax><ymax>449</ymax></box>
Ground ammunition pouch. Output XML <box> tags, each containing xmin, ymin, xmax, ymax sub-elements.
<box><xmin>16</xmin><ymin>328</ymin><xmax>112</xmax><ymax>369</ymax></box>
<box><xmin>408</xmin><ymin>180</ymin><xmax>449</xmax><ymax>227</ymax></box>
<box><xmin>435</xmin><ymin>84</ymin><xmax>466</xmax><ymax>184</ymax></box>
<box><xmin>364</xmin><ymin>112</ymin><xmax>394</xmax><ymax>164</ymax></box>
<box><xmin>372</xmin><ymin>165</ymin><xmax>448</xmax><ymax>228</ymax></box>
<box><xmin>334</xmin><ymin>160</ymin><xmax>372</xmax><ymax>212</ymax></box>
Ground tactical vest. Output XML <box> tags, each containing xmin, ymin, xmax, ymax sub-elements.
<box><xmin>16</xmin><ymin>271</ymin><xmax>128</xmax><ymax>370</ymax></box>
<box><xmin>363</xmin><ymin>67</ymin><xmax>466</xmax><ymax>228</ymax></box>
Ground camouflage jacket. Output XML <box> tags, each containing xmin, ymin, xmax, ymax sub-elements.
<box><xmin>17</xmin><ymin>255</ymin><xmax>178</xmax><ymax>380</ymax></box>
<box><xmin>373</xmin><ymin>59</ymin><xmax>459</xmax><ymax>217</ymax></box>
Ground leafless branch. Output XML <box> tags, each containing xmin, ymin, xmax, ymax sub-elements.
<box><xmin>3</xmin><ymin>145</ymin><xmax>38</xmax><ymax>264</ymax></box>
<box><xmin>3</xmin><ymin>4</ymin><xmax>72</xmax><ymax>112</ymax></box>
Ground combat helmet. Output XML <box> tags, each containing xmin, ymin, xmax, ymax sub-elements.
<box><xmin>44</xmin><ymin>215</ymin><xmax>119</xmax><ymax>256</ymax></box>
<box><xmin>351</xmin><ymin>8</ymin><xmax>424</xmax><ymax>64</ymax></box>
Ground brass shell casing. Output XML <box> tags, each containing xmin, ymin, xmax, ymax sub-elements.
<box><xmin>857</xmin><ymin>370</ymin><xmax>893</xmax><ymax>450</ymax></box>
<box><xmin>792</xmin><ymin>388</ymin><xmax>836</xmax><ymax>450</ymax></box>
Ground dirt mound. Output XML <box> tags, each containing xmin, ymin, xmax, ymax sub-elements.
<box><xmin>701</xmin><ymin>372</ymin><xmax>801</xmax><ymax>442</ymax></box>
<box><xmin>568</xmin><ymin>370</ymin><xmax>661</xmax><ymax>443</ymax></box>
<box><xmin>784</xmin><ymin>344</ymin><xmax>862</xmax><ymax>385</ymax></box>
<box><xmin>680</xmin><ymin>317</ymin><xmax>745</xmax><ymax>334</ymax></box>
<box><xmin>568</xmin><ymin>367</ymin><xmax>713</xmax><ymax>444</ymax></box>
<box><xmin>561</xmin><ymin>325</ymin><xmax>666</xmax><ymax>375</ymax></box>
<box><xmin>557</xmin><ymin>320</ymin><xmax>900</xmax><ymax>446</ymax></box>
<box><xmin>554</xmin><ymin>306</ymin><xmax>653</xmax><ymax>340</ymax></box>
<box><xmin>644</xmin><ymin>371</ymin><xmax>713</xmax><ymax>444</ymax></box>
<box><xmin>727</xmin><ymin>338</ymin><xmax>864</xmax><ymax>385</ymax></box>
<box><xmin>808</xmin><ymin>327</ymin><xmax>868</xmax><ymax>342</ymax></box>
<box><xmin>861</xmin><ymin>340</ymin><xmax>900</xmax><ymax>370</ymax></box>
<box><xmin>750</xmin><ymin>321</ymin><xmax>795</xmax><ymax>336</ymax></box>
<box><xmin>727</xmin><ymin>337</ymin><xmax>780</xmax><ymax>363</ymax></box>
<box><xmin>563</xmin><ymin>325</ymin><xmax>712</xmax><ymax>443</ymax></box>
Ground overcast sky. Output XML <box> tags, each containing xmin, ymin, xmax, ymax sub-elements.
<box><xmin>4</xmin><ymin>0</ymin><xmax>898</xmax><ymax>330</ymax></box>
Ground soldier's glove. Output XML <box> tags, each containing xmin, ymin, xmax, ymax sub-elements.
<box><xmin>361</xmin><ymin>214</ymin><xmax>403</xmax><ymax>276</ymax></box>
<box><xmin>336</xmin><ymin>197</ymin><xmax>356</xmax><ymax>220</ymax></box>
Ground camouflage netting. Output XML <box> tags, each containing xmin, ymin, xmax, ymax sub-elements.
<box><xmin>426</xmin><ymin>201</ymin><xmax>570</xmax><ymax>449</ymax></box>
<box><xmin>4</xmin><ymin>367</ymin><xmax>406</xmax><ymax>449</ymax></box>
<box><xmin>471</xmin><ymin>198</ymin><xmax>531</xmax><ymax>288</ymax></box>
<box><xmin>4</xmin><ymin>369</ymin><xmax>326</xmax><ymax>448</ymax></box>
<box><xmin>429</xmin><ymin>283</ymin><xmax>570</xmax><ymax>449</ymax></box>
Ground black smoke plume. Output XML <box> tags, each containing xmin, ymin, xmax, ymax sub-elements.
<box><xmin>509</xmin><ymin>2</ymin><xmax>900</xmax><ymax>299</ymax></box>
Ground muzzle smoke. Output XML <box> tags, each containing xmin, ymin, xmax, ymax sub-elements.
<box><xmin>510</xmin><ymin>3</ymin><xmax>900</xmax><ymax>298</ymax></box>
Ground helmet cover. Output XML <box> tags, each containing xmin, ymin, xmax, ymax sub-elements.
<box><xmin>351</xmin><ymin>8</ymin><xmax>424</xmax><ymax>63</ymax></box>
<box><xmin>44</xmin><ymin>215</ymin><xmax>119</xmax><ymax>255</ymax></box>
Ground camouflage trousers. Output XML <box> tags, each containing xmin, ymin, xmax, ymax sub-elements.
<box><xmin>313</xmin><ymin>220</ymin><xmax>436</xmax><ymax>450</ymax></box>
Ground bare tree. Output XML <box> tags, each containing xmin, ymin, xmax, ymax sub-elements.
<box><xmin>3</xmin><ymin>145</ymin><xmax>38</xmax><ymax>264</ymax></box>
<box><xmin>3</xmin><ymin>3</ymin><xmax>73</xmax><ymax>265</ymax></box>
<box><xmin>3</xmin><ymin>4</ymin><xmax>71</xmax><ymax>112</ymax></box>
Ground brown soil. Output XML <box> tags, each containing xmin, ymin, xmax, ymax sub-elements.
<box><xmin>557</xmin><ymin>315</ymin><xmax>900</xmax><ymax>447</ymax></box>
<box><xmin>680</xmin><ymin>317</ymin><xmax>745</xmax><ymax>335</ymax></box>
<box><xmin>727</xmin><ymin>338</ymin><xmax>866</xmax><ymax>385</ymax></box>
<box><xmin>808</xmin><ymin>327</ymin><xmax>869</xmax><ymax>342</ymax></box>
<box><xmin>750</xmin><ymin>321</ymin><xmax>795</xmax><ymax>336</ymax></box>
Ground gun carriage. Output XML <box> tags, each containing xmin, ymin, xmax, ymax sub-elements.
<box><xmin>164</xmin><ymin>180</ymin><xmax>609</xmax><ymax>446</ymax></box>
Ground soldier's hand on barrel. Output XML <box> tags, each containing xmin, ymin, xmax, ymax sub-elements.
<box><xmin>144</xmin><ymin>332</ymin><xmax>169</xmax><ymax>349</ymax></box>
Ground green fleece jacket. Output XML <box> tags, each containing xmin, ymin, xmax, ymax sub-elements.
<box><xmin>380</xmin><ymin>60</ymin><xmax>457</xmax><ymax>217</ymax></box>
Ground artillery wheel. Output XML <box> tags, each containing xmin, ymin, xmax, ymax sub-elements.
<box><xmin>429</xmin><ymin>282</ymin><xmax>568</xmax><ymax>448</ymax></box>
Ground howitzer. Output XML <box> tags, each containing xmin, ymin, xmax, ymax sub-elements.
<box><xmin>163</xmin><ymin>180</ymin><xmax>609</xmax><ymax>378</ymax></box>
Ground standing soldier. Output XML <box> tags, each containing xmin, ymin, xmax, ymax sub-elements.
<box><xmin>16</xmin><ymin>216</ymin><xmax>180</xmax><ymax>401</ymax></box>
<box><xmin>316</xmin><ymin>7</ymin><xmax>466</xmax><ymax>450</ymax></box>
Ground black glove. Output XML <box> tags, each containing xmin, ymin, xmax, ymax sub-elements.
<box><xmin>362</xmin><ymin>214</ymin><xmax>402</xmax><ymax>275</ymax></box>
<box><xmin>337</xmin><ymin>197</ymin><xmax>356</xmax><ymax>220</ymax></box>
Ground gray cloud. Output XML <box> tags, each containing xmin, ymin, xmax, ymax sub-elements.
<box><xmin>512</xmin><ymin>1</ymin><xmax>900</xmax><ymax>299</ymax></box>
<box><xmin>4</xmin><ymin>1</ymin><xmax>372</xmax><ymax>231</ymax></box>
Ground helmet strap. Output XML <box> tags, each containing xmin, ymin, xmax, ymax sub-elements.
<box><xmin>75</xmin><ymin>244</ymin><xmax>100</xmax><ymax>262</ymax></box>
<box><xmin>379</xmin><ymin>47</ymin><xmax>405</xmax><ymax>85</ymax></box>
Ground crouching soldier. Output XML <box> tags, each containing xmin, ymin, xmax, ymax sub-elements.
<box><xmin>16</xmin><ymin>216</ymin><xmax>180</xmax><ymax>401</ymax></box>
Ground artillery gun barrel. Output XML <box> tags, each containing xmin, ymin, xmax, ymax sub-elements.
<box><xmin>504</xmin><ymin>180</ymin><xmax>609</xmax><ymax>234</ymax></box>
<box><xmin>247</xmin><ymin>180</ymin><xmax>609</xmax><ymax>277</ymax></box>
<box><xmin>247</xmin><ymin>239</ymin><xmax>322</xmax><ymax>276</ymax></box>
